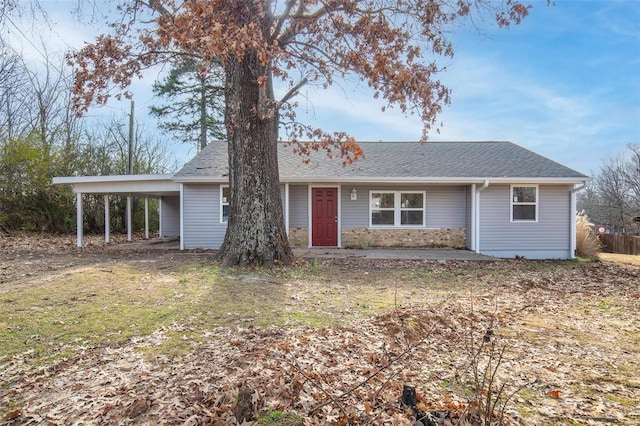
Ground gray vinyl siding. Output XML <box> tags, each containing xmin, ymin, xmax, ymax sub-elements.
<box><xmin>342</xmin><ymin>185</ymin><xmax>369</xmax><ymax>228</ymax></box>
<box><xmin>160</xmin><ymin>195</ymin><xmax>180</xmax><ymax>237</ymax></box>
<box><xmin>425</xmin><ymin>186</ymin><xmax>466</xmax><ymax>228</ymax></box>
<box><xmin>181</xmin><ymin>184</ymin><xmax>289</xmax><ymax>249</ymax></box>
<box><xmin>341</xmin><ymin>185</ymin><xmax>466</xmax><ymax>228</ymax></box>
<box><xmin>182</xmin><ymin>184</ymin><xmax>226</xmax><ymax>249</ymax></box>
<box><xmin>479</xmin><ymin>184</ymin><xmax>572</xmax><ymax>259</ymax></box>
<box><xmin>289</xmin><ymin>185</ymin><xmax>309</xmax><ymax>227</ymax></box>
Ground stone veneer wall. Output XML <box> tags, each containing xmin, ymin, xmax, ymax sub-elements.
<box><xmin>288</xmin><ymin>227</ymin><xmax>466</xmax><ymax>248</ymax></box>
<box><xmin>288</xmin><ymin>228</ymin><xmax>309</xmax><ymax>247</ymax></box>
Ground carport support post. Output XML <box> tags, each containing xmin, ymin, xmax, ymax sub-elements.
<box><xmin>127</xmin><ymin>195</ymin><xmax>132</xmax><ymax>242</ymax></box>
<box><xmin>285</xmin><ymin>183</ymin><xmax>290</xmax><ymax>236</ymax></box>
<box><xmin>104</xmin><ymin>195</ymin><xmax>110</xmax><ymax>244</ymax></box>
<box><xmin>144</xmin><ymin>196</ymin><xmax>149</xmax><ymax>239</ymax></box>
<box><xmin>76</xmin><ymin>192</ymin><xmax>83</xmax><ymax>247</ymax></box>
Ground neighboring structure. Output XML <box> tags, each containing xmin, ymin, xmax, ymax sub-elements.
<box><xmin>54</xmin><ymin>141</ymin><xmax>589</xmax><ymax>259</ymax></box>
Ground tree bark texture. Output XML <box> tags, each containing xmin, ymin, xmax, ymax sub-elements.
<box><xmin>215</xmin><ymin>50</ymin><xmax>294</xmax><ymax>266</ymax></box>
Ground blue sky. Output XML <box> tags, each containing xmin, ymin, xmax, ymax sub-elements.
<box><xmin>7</xmin><ymin>0</ymin><xmax>640</xmax><ymax>175</ymax></box>
<box><xmin>298</xmin><ymin>1</ymin><xmax>640</xmax><ymax>176</ymax></box>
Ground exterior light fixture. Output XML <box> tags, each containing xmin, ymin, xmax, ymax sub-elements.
<box><xmin>350</xmin><ymin>188</ymin><xmax>357</xmax><ymax>201</ymax></box>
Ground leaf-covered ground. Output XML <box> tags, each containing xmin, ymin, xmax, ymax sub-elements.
<box><xmin>1</xmin><ymin>233</ymin><xmax>639</xmax><ymax>425</ymax></box>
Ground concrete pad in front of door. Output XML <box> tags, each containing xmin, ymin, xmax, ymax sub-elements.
<box><xmin>293</xmin><ymin>248</ymin><xmax>498</xmax><ymax>261</ymax></box>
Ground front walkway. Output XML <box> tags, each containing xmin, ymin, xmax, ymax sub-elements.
<box><xmin>293</xmin><ymin>247</ymin><xmax>498</xmax><ymax>261</ymax></box>
<box><xmin>106</xmin><ymin>238</ymin><xmax>497</xmax><ymax>261</ymax></box>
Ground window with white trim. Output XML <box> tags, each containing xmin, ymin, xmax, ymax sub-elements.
<box><xmin>511</xmin><ymin>185</ymin><xmax>537</xmax><ymax>221</ymax></box>
<box><xmin>220</xmin><ymin>185</ymin><xmax>230</xmax><ymax>223</ymax></box>
<box><xmin>370</xmin><ymin>191</ymin><xmax>425</xmax><ymax>227</ymax></box>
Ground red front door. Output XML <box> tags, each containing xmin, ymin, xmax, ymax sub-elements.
<box><xmin>311</xmin><ymin>188</ymin><xmax>338</xmax><ymax>246</ymax></box>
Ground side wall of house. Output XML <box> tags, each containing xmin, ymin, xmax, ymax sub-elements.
<box><xmin>182</xmin><ymin>184</ymin><xmax>290</xmax><ymax>250</ymax></box>
<box><xmin>479</xmin><ymin>184</ymin><xmax>572</xmax><ymax>259</ymax></box>
<box><xmin>182</xmin><ymin>184</ymin><xmax>226</xmax><ymax>249</ymax></box>
<box><xmin>159</xmin><ymin>195</ymin><xmax>180</xmax><ymax>237</ymax></box>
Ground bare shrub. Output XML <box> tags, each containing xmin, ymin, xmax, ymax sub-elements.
<box><xmin>576</xmin><ymin>211</ymin><xmax>601</xmax><ymax>259</ymax></box>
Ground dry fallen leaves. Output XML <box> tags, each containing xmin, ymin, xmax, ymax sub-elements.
<box><xmin>1</xmin><ymin>233</ymin><xmax>639</xmax><ymax>425</ymax></box>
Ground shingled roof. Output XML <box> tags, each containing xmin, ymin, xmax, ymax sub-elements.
<box><xmin>173</xmin><ymin>141</ymin><xmax>588</xmax><ymax>182</ymax></box>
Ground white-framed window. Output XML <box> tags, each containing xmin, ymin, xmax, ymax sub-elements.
<box><xmin>370</xmin><ymin>191</ymin><xmax>425</xmax><ymax>227</ymax></box>
<box><xmin>511</xmin><ymin>185</ymin><xmax>538</xmax><ymax>222</ymax></box>
<box><xmin>220</xmin><ymin>185</ymin><xmax>230</xmax><ymax>223</ymax></box>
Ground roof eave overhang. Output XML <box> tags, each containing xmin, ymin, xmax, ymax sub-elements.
<box><xmin>53</xmin><ymin>174</ymin><xmax>176</xmax><ymax>184</ymax></box>
<box><xmin>281</xmin><ymin>176</ymin><xmax>591</xmax><ymax>185</ymax></box>
<box><xmin>174</xmin><ymin>176</ymin><xmax>590</xmax><ymax>184</ymax></box>
<box><xmin>171</xmin><ymin>176</ymin><xmax>229</xmax><ymax>183</ymax></box>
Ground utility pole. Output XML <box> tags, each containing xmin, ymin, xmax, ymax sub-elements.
<box><xmin>128</xmin><ymin>100</ymin><xmax>134</xmax><ymax>174</ymax></box>
<box><xmin>127</xmin><ymin>100</ymin><xmax>134</xmax><ymax>242</ymax></box>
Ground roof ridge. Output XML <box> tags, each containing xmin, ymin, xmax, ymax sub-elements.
<box><xmin>276</xmin><ymin>140</ymin><xmax>512</xmax><ymax>144</ymax></box>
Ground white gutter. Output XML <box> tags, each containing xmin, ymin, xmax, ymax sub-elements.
<box><xmin>569</xmin><ymin>181</ymin><xmax>589</xmax><ymax>258</ymax></box>
<box><xmin>172</xmin><ymin>176</ymin><xmax>588</xmax><ymax>185</ymax></box>
<box><xmin>571</xmin><ymin>181</ymin><xmax>588</xmax><ymax>193</ymax></box>
<box><xmin>53</xmin><ymin>174</ymin><xmax>175</xmax><ymax>184</ymax></box>
<box><xmin>475</xmin><ymin>180</ymin><xmax>490</xmax><ymax>253</ymax></box>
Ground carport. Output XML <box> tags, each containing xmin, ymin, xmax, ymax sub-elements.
<box><xmin>52</xmin><ymin>175</ymin><xmax>181</xmax><ymax>247</ymax></box>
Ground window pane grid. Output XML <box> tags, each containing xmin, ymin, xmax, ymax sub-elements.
<box><xmin>370</xmin><ymin>191</ymin><xmax>425</xmax><ymax>227</ymax></box>
<box><xmin>511</xmin><ymin>185</ymin><xmax>537</xmax><ymax>222</ymax></box>
<box><xmin>221</xmin><ymin>185</ymin><xmax>230</xmax><ymax>223</ymax></box>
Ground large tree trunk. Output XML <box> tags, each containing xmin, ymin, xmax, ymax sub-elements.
<box><xmin>215</xmin><ymin>50</ymin><xmax>294</xmax><ymax>267</ymax></box>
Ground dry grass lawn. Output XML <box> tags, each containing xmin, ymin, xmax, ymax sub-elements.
<box><xmin>597</xmin><ymin>252</ymin><xmax>640</xmax><ymax>266</ymax></box>
<box><xmin>1</xmin><ymin>233</ymin><xmax>639</xmax><ymax>425</ymax></box>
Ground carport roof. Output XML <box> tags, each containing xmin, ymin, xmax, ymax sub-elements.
<box><xmin>52</xmin><ymin>174</ymin><xmax>179</xmax><ymax>196</ymax></box>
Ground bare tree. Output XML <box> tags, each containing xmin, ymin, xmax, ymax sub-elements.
<box><xmin>596</xmin><ymin>156</ymin><xmax>631</xmax><ymax>234</ymax></box>
<box><xmin>0</xmin><ymin>39</ymin><xmax>174</xmax><ymax>232</ymax></box>
<box><xmin>577</xmin><ymin>184</ymin><xmax>605</xmax><ymax>226</ymax></box>
<box><xmin>75</xmin><ymin>117</ymin><xmax>176</xmax><ymax>233</ymax></box>
<box><xmin>622</xmin><ymin>144</ymin><xmax>640</xmax><ymax>213</ymax></box>
<box><xmin>21</xmin><ymin>50</ymin><xmax>80</xmax><ymax>151</ymax></box>
<box><xmin>0</xmin><ymin>41</ymin><xmax>30</xmax><ymax>141</ymax></box>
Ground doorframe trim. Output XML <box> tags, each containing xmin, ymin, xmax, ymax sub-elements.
<box><xmin>307</xmin><ymin>184</ymin><xmax>342</xmax><ymax>248</ymax></box>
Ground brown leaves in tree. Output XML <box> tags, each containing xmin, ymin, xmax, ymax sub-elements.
<box><xmin>69</xmin><ymin>0</ymin><xmax>531</xmax><ymax>160</ymax></box>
